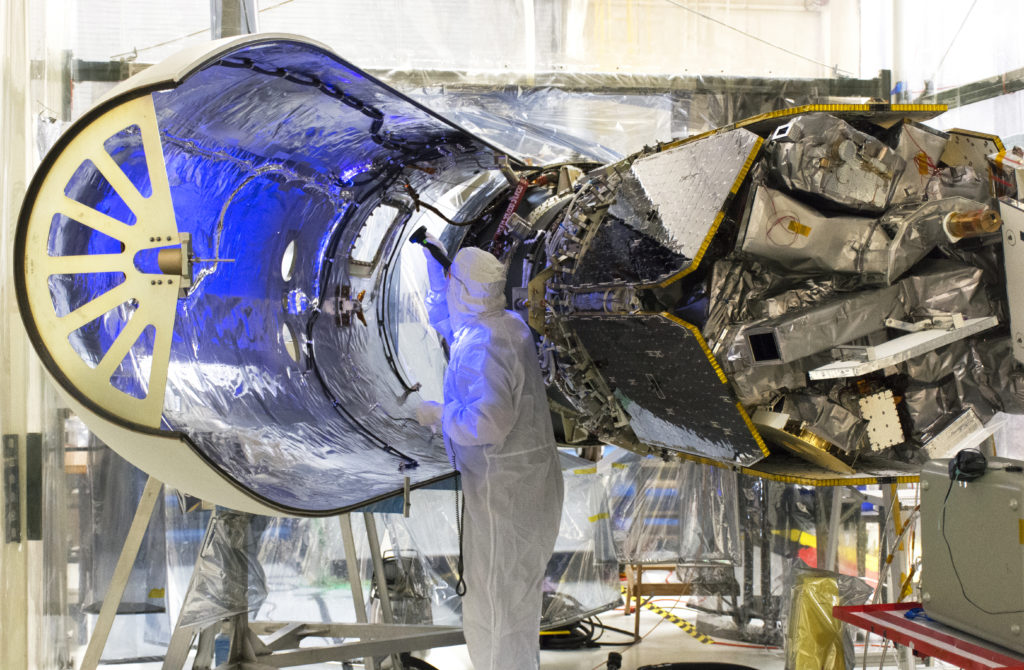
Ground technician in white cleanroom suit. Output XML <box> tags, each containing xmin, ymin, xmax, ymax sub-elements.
<box><xmin>416</xmin><ymin>241</ymin><xmax>564</xmax><ymax>670</ymax></box>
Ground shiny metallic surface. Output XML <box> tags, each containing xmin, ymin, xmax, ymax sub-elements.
<box><xmin>19</xmin><ymin>35</ymin><xmax>500</xmax><ymax>513</ymax></box>
<box><xmin>891</xmin><ymin>121</ymin><xmax>948</xmax><ymax>205</ymax></box>
<box><xmin>611</xmin><ymin>129</ymin><xmax>762</xmax><ymax>271</ymax></box>
<box><xmin>740</xmin><ymin>185</ymin><xmax>882</xmax><ymax>277</ymax></box>
<box><xmin>738</xmin><ymin>285</ymin><xmax>906</xmax><ymax>365</ymax></box>
<box><xmin>18</xmin><ymin>34</ymin><xmax>1024</xmax><ymax>494</ymax></box>
<box><xmin>768</xmin><ymin>113</ymin><xmax>905</xmax><ymax>212</ymax></box>
<box><xmin>741</xmin><ymin>187</ymin><xmax>987</xmax><ymax>286</ymax></box>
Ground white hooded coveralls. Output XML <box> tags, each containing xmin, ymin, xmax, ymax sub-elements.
<box><xmin>421</xmin><ymin>246</ymin><xmax>564</xmax><ymax>670</ymax></box>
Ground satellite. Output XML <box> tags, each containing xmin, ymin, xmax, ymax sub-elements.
<box><xmin>15</xmin><ymin>34</ymin><xmax>1021</xmax><ymax>514</ymax></box>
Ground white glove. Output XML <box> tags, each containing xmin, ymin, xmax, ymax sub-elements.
<box><xmin>416</xmin><ymin>400</ymin><xmax>443</xmax><ymax>430</ymax></box>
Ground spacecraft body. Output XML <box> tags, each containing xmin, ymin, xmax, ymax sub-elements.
<box><xmin>538</xmin><ymin>110</ymin><xmax>1015</xmax><ymax>476</ymax></box>
<box><xmin>15</xmin><ymin>34</ymin><xmax>1023</xmax><ymax>514</ymax></box>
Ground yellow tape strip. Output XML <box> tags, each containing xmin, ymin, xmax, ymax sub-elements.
<box><xmin>573</xmin><ymin>467</ymin><xmax>598</xmax><ymax>475</ymax></box>
<box><xmin>588</xmin><ymin>512</ymin><xmax>610</xmax><ymax>523</ymax></box>
<box><xmin>622</xmin><ymin>586</ymin><xmax>715</xmax><ymax>644</ymax></box>
<box><xmin>890</xmin><ymin>104</ymin><xmax>948</xmax><ymax>112</ymax></box>
<box><xmin>656</xmin><ymin>137</ymin><xmax>764</xmax><ymax>288</ymax></box>
<box><xmin>738</xmin><ymin>468</ymin><xmax>921</xmax><ymax>487</ymax></box>
<box><xmin>665</xmin><ymin>449</ymin><xmax>921</xmax><ymax>487</ymax></box>
<box><xmin>787</xmin><ymin>219</ymin><xmax>811</xmax><ymax>236</ymax></box>
<box><xmin>735</xmin><ymin>403</ymin><xmax>771</xmax><ymax>458</ymax></box>
<box><xmin>949</xmin><ymin>127</ymin><xmax>1006</xmax><ymax>152</ymax></box>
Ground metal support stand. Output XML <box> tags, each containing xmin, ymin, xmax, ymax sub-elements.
<box><xmin>79</xmin><ymin>476</ymin><xmax>163</xmax><ymax>670</ymax></box>
<box><xmin>80</xmin><ymin>486</ymin><xmax>463</xmax><ymax>670</ymax></box>
<box><xmin>759</xmin><ymin>482</ymin><xmax>773</xmax><ymax>640</ymax></box>
<box><xmin>364</xmin><ymin>511</ymin><xmax>404</xmax><ymax>669</ymax></box>
<box><xmin>885</xmin><ymin>484</ymin><xmax>915</xmax><ymax>670</ymax></box>
<box><xmin>824</xmin><ymin>487</ymin><xmax>842</xmax><ymax>572</ymax></box>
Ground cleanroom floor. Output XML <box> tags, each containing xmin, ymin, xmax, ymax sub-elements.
<box><xmin>89</xmin><ymin>577</ymin><xmax>969</xmax><ymax>670</ymax></box>
<box><xmin>425</xmin><ymin>593</ymin><xmax>966</xmax><ymax>670</ymax></box>
<box><xmin>425</xmin><ymin>594</ymin><xmax>788</xmax><ymax>670</ymax></box>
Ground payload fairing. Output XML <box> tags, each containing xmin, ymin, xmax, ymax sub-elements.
<box><xmin>15</xmin><ymin>34</ymin><xmax>1022</xmax><ymax>514</ymax></box>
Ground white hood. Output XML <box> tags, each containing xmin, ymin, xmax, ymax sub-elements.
<box><xmin>446</xmin><ymin>247</ymin><xmax>507</xmax><ymax>333</ymax></box>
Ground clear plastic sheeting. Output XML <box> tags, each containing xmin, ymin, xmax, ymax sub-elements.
<box><xmin>678</xmin><ymin>460</ymin><xmax>741</xmax><ymax>565</ymax></box>
<box><xmin>781</xmin><ymin>563</ymin><xmax>871</xmax><ymax>670</ymax></box>
<box><xmin>376</xmin><ymin>488</ymin><xmax>463</xmax><ymax>627</ymax></box>
<box><xmin>176</xmin><ymin>511</ymin><xmax>268</xmax><ymax>629</ymax></box>
<box><xmin>254</xmin><ymin>515</ymin><xmax>369</xmax><ymax>625</ymax></box>
<box><xmin>40</xmin><ymin>407</ymin><xmax>76</xmax><ymax>670</ymax></box>
<box><xmin>164</xmin><ymin>500</ymin><xmax>371</xmax><ymax>631</ymax></box>
<box><xmin>604</xmin><ymin>449</ymin><xmax>740</xmax><ymax>567</ymax></box>
<box><xmin>388</xmin><ymin>77</ymin><xmax>871</xmax><ymax>165</ymax></box>
<box><xmin>77</xmin><ymin>445</ymin><xmax>171</xmax><ymax>659</ymax></box>
<box><xmin>684</xmin><ymin>476</ymin><xmax>802</xmax><ymax>645</ymax></box>
<box><xmin>390</xmin><ymin>80</ymin><xmax>875</xmax><ymax>167</ymax></box>
<box><xmin>405</xmin><ymin>88</ymin><xmax>634</xmax><ymax>165</ymax></box>
<box><xmin>376</xmin><ymin>453</ymin><xmax>621</xmax><ymax>630</ymax></box>
<box><xmin>541</xmin><ymin>454</ymin><xmax>621</xmax><ymax>628</ymax></box>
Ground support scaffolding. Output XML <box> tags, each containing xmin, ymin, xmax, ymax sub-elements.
<box><xmin>78</xmin><ymin>476</ymin><xmax>464</xmax><ymax>670</ymax></box>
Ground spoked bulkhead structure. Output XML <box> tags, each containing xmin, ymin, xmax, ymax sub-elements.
<box><xmin>15</xmin><ymin>34</ymin><xmax>508</xmax><ymax>515</ymax></box>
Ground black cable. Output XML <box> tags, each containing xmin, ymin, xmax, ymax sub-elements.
<box><xmin>539</xmin><ymin>614</ymin><xmax>638</xmax><ymax>650</ymax></box>
<box><xmin>403</xmin><ymin>182</ymin><xmax>492</xmax><ymax>227</ymax></box>
<box><xmin>303</xmin><ymin>166</ymin><xmax>423</xmax><ymax>468</ymax></box>
<box><xmin>941</xmin><ymin>464</ymin><xmax>1024</xmax><ymax>615</ymax></box>
<box><xmin>591</xmin><ymin>617</ymin><xmax>640</xmax><ymax>645</ymax></box>
<box><xmin>397</xmin><ymin>653</ymin><xmax>441</xmax><ymax>670</ymax></box>
<box><xmin>540</xmin><ymin>619</ymin><xmax>596</xmax><ymax>650</ymax></box>
<box><xmin>454</xmin><ymin>477</ymin><xmax>467</xmax><ymax>596</ymax></box>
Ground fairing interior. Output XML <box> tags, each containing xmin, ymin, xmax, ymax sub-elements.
<box><xmin>25</xmin><ymin>37</ymin><xmax>510</xmax><ymax>514</ymax></box>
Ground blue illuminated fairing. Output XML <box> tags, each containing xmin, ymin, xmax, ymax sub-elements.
<box><xmin>46</xmin><ymin>38</ymin><xmax>503</xmax><ymax>513</ymax></box>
